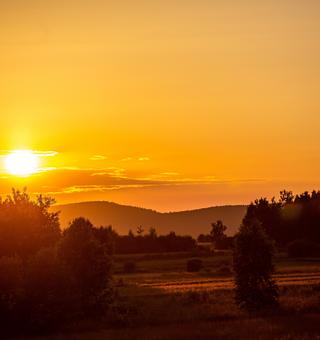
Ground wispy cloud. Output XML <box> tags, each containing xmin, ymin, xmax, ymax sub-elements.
<box><xmin>120</xmin><ymin>156</ymin><xmax>150</xmax><ymax>162</ymax></box>
<box><xmin>91</xmin><ymin>167</ymin><xmax>126</xmax><ymax>178</ymax></box>
<box><xmin>160</xmin><ymin>172</ymin><xmax>180</xmax><ymax>176</ymax></box>
<box><xmin>120</xmin><ymin>157</ymin><xmax>133</xmax><ymax>162</ymax></box>
<box><xmin>34</xmin><ymin>151</ymin><xmax>58</xmax><ymax>157</ymax></box>
<box><xmin>89</xmin><ymin>155</ymin><xmax>107</xmax><ymax>161</ymax></box>
<box><xmin>0</xmin><ymin>150</ymin><xmax>58</xmax><ymax>158</ymax></box>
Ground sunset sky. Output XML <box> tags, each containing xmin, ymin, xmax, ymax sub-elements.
<box><xmin>1</xmin><ymin>1</ymin><xmax>320</xmax><ymax>211</ymax></box>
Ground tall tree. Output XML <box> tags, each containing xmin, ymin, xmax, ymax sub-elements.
<box><xmin>58</xmin><ymin>217</ymin><xmax>113</xmax><ymax>315</ymax></box>
<box><xmin>233</xmin><ymin>219</ymin><xmax>278</xmax><ymax>311</ymax></box>
<box><xmin>0</xmin><ymin>189</ymin><xmax>61</xmax><ymax>258</ymax></box>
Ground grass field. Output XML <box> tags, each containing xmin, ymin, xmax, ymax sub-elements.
<box><xmin>40</xmin><ymin>252</ymin><xmax>320</xmax><ymax>339</ymax></box>
<box><xmin>114</xmin><ymin>251</ymin><xmax>320</xmax><ymax>295</ymax></box>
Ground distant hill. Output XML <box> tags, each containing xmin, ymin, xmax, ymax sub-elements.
<box><xmin>53</xmin><ymin>201</ymin><xmax>247</xmax><ymax>237</ymax></box>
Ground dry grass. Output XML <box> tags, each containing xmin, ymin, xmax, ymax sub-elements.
<box><xmin>36</xmin><ymin>254</ymin><xmax>320</xmax><ymax>339</ymax></box>
<box><xmin>42</xmin><ymin>315</ymin><xmax>320</xmax><ymax>340</ymax></box>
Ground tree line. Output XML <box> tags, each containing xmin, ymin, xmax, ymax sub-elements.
<box><xmin>243</xmin><ymin>190</ymin><xmax>320</xmax><ymax>249</ymax></box>
<box><xmin>233</xmin><ymin>189</ymin><xmax>320</xmax><ymax>311</ymax></box>
<box><xmin>111</xmin><ymin>227</ymin><xmax>196</xmax><ymax>254</ymax></box>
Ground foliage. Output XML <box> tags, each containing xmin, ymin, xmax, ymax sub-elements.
<box><xmin>136</xmin><ymin>225</ymin><xmax>144</xmax><ymax>235</ymax></box>
<box><xmin>211</xmin><ymin>220</ymin><xmax>229</xmax><ymax>249</ymax></box>
<box><xmin>243</xmin><ymin>190</ymin><xmax>320</xmax><ymax>247</ymax></box>
<box><xmin>111</xmin><ymin>230</ymin><xmax>196</xmax><ymax>254</ymax></box>
<box><xmin>22</xmin><ymin>247</ymin><xmax>79</xmax><ymax>332</ymax></box>
<box><xmin>0</xmin><ymin>191</ymin><xmax>114</xmax><ymax>336</ymax></box>
<box><xmin>233</xmin><ymin>220</ymin><xmax>278</xmax><ymax>311</ymax></box>
<box><xmin>0</xmin><ymin>189</ymin><xmax>61</xmax><ymax>258</ymax></box>
<box><xmin>197</xmin><ymin>233</ymin><xmax>212</xmax><ymax>243</ymax></box>
<box><xmin>58</xmin><ymin>217</ymin><xmax>113</xmax><ymax>316</ymax></box>
<box><xmin>0</xmin><ymin>255</ymin><xmax>23</xmax><ymax>326</ymax></box>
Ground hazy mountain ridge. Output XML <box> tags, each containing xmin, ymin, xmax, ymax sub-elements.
<box><xmin>53</xmin><ymin>201</ymin><xmax>247</xmax><ymax>237</ymax></box>
<box><xmin>53</xmin><ymin>201</ymin><xmax>246</xmax><ymax>237</ymax></box>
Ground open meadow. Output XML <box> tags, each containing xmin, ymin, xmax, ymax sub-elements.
<box><xmin>40</xmin><ymin>252</ymin><xmax>320</xmax><ymax>339</ymax></box>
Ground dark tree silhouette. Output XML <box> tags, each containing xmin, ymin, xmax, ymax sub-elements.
<box><xmin>279</xmin><ymin>190</ymin><xmax>294</xmax><ymax>204</ymax></box>
<box><xmin>243</xmin><ymin>190</ymin><xmax>320</xmax><ymax>247</ymax></box>
<box><xmin>148</xmin><ymin>227</ymin><xmax>157</xmax><ymax>238</ymax></box>
<box><xmin>0</xmin><ymin>191</ymin><xmax>115</xmax><ymax>335</ymax></box>
<box><xmin>211</xmin><ymin>220</ymin><xmax>227</xmax><ymax>249</ymax></box>
<box><xmin>110</xmin><ymin>228</ymin><xmax>196</xmax><ymax>254</ymax></box>
<box><xmin>137</xmin><ymin>225</ymin><xmax>144</xmax><ymax>235</ymax></box>
<box><xmin>58</xmin><ymin>217</ymin><xmax>113</xmax><ymax>315</ymax></box>
<box><xmin>0</xmin><ymin>189</ymin><xmax>60</xmax><ymax>258</ymax></box>
<box><xmin>233</xmin><ymin>219</ymin><xmax>278</xmax><ymax>311</ymax></box>
<box><xmin>197</xmin><ymin>234</ymin><xmax>212</xmax><ymax>243</ymax></box>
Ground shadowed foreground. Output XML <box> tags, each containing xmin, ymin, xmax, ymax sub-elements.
<box><xmin>39</xmin><ymin>314</ymin><xmax>320</xmax><ymax>340</ymax></box>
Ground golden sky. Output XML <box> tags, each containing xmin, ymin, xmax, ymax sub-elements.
<box><xmin>0</xmin><ymin>1</ymin><xmax>320</xmax><ymax>211</ymax></box>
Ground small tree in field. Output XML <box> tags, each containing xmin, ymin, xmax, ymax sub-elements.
<box><xmin>136</xmin><ymin>225</ymin><xmax>144</xmax><ymax>235</ymax></box>
<box><xmin>233</xmin><ymin>219</ymin><xmax>278</xmax><ymax>311</ymax></box>
<box><xmin>211</xmin><ymin>220</ymin><xmax>227</xmax><ymax>249</ymax></box>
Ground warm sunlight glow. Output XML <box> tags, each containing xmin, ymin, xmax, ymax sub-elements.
<box><xmin>5</xmin><ymin>150</ymin><xmax>39</xmax><ymax>177</ymax></box>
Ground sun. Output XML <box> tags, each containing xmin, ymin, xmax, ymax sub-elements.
<box><xmin>5</xmin><ymin>150</ymin><xmax>40</xmax><ymax>177</ymax></box>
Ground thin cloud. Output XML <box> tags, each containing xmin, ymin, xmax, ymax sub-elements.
<box><xmin>0</xmin><ymin>150</ymin><xmax>58</xmax><ymax>158</ymax></box>
<box><xmin>33</xmin><ymin>151</ymin><xmax>58</xmax><ymax>157</ymax></box>
<box><xmin>89</xmin><ymin>155</ymin><xmax>107</xmax><ymax>161</ymax></box>
<box><xmin>120</xmin><ymin>157</ymin><xmax>133</xmax><ymax>162</ymax></box>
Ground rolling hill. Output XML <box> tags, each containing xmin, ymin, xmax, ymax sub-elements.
<box><xmin>53</xmin><ymin>201</ymin><xmax>247</xmax><ymax>237</ymax></box>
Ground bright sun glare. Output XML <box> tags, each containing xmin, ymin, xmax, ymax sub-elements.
<box><xmin>5</xmin><ymin>150</ymin><xmax>39</xmax><ymax>177</ymax></box>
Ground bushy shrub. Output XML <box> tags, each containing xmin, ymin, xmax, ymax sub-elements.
<box><xmin>123</xmin><ymin>261</ymin><xmax>136</xmax><ymax>274</ymax></box>
<box><xmin>287</xmin><ymin>239</ymin><xmax>320</xmax><ymax>258</ymax></box>
<box><xmin>0</xmin><ymin>249</ymin><xmax>79</xmax><ymax>335</ymax></box>
<box><xmin>0</xmin><ymin>256</ymin><xmax>23</xmax><ymax>326</ymax></box>
<box><xmin>233</xmin><ymin>220</ymin><xmax>278</xmax><ymax>311</ymax></box>
<box><xmin>58</xmin><ymin>218</ymin><xmax>113</xmax><ymax>317</ymax></box>
<box><xmin>22</xmin><ymin>247</ymin><xmax>79</xmax><ymax>333</ymax></box>
<box><xmin>187</xmin><ymin>258</ymin><xmax>203</xmax><ymax>272</ymax></box>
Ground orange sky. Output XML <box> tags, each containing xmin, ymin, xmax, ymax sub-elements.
<box><xmin>0</xmin><ymin>1</ymin><xmax>320</xmax><ymax>211</ymax></box>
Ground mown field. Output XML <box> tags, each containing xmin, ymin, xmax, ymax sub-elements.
<box><xmin>40</xmin><ymin>252</ymin><xmax>320</xmax><ymax>339</ymax></box>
